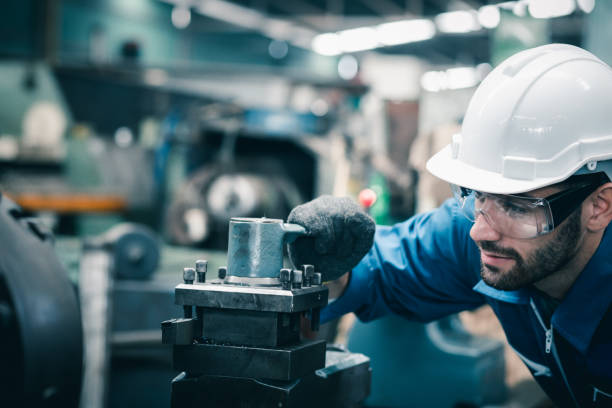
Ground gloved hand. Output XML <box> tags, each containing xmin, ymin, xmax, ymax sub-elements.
<box><xmin>287</xmin><ymin>195</ymin><xmax>375</xmax><ymax>282</ymax></box>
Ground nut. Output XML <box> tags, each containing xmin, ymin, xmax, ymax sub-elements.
<box><xmin>292</xmin><ymin>270</ymin><xmax>303</xmax><ymax>289</ymax></box>
<box><xmin>280</xmin><ymin>268</ymin><xmax>292</xmax><ymax>290</ymax></box>
<box><xmin>183</xmin><ymin>267</ymin><xmax>196</xmax><ymax>284</ymax></box>
<box><xmin>218</xmin><ymin>266</ymin><xmax>227</xmax><ymax>280</ymax></box>
<box><xmin>302</xmin><ymin>265</ymin><xmax>314</xmax><ymax>287</ymax></box>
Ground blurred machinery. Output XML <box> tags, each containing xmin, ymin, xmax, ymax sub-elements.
<box><xmin>0</xmin><ymin>62</ymin><xmax>71</xmax><ymax>163</ymax></box>
<box><xmin>347</xmin><ymin>315</ymin><xmax>507</xmax><ymax>407</ymax></box>
<box><xmin>2</xmin><ymin>200</ymin><xmax>511</xmax><ymax>408</ymax></box>
<box><xmin>0</xmin><ymin>194</ymin><xmax>83</xmax><ymax>408</ymax></box>
<box><xmin>161</xmin><ymin>217</ymin><xmax>371</xmax><ymax>407</ymax></box>
<box><xmin>165</xmin><ymin>157</ymin><xmax>305</xmax><ymax>248</ymax></box>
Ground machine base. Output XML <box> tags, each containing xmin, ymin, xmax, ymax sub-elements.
<box><xmin>171</xmin><ymin>348</ymin><xmax>371</xmax><ymax>408</ymax></box>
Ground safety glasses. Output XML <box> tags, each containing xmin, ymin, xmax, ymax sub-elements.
<box><xmin>451</xmin><ymin>173</ymin><xmax>609</xmax><ymax>239</ymax></box>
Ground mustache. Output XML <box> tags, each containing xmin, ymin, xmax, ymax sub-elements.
<box><xmin>477</xmin><ymin>240</ymin><xmax>520</xmax><ymax>260</ymax></box>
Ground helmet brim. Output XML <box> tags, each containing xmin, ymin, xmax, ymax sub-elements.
<box><xmin>426</xmin><ymin>144</ymin><xmax>563</xmax><ymax>195</ymax></box>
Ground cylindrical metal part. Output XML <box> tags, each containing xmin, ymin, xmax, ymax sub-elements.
<box><xmin>312</xmin><ymin>272</ymin><xmax>322</xmax><ymax>286</ymax></box>
<box><xmin>279</xmin><ymin>268</ymin><xmax>292</xmax><ymax>290</ymax></box>
<box><xmin>183</xmin><ymin>267</ymin><xmax>195</xmax><ymax>284</ymax></box>
<box><xmin>226</xmin><ymin>218</ymin><xmax>305</xmax><ymax>279</ymax></box>
<box><xmin>292</xmin><ymin>270</ymin><xmax>303</xmax><ymax>289</ymax></box>
<box><xmin>218</xmin><ymin>266</ymin><xmax>227</xmax><ymax>280</ymax></box>
<box><xmin>196</xmin><ymin>260</ymin><xmax>208</xmax><ymax>283</ymax></box>
<box><xmin>302</xmin><ymin>264</ymin><xmax>314</xmax><ymax>287</ymax></box>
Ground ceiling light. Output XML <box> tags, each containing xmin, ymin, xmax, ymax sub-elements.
<box><xmin>512</xmin><ymin>1</ymin><xmax>528</xmax><ymax>17</ymax></box>
<box><xmin>435</xmin><ymin>10</ymin><xmax>481</xmax><ymax>33</ymax></box>
<box><xmin>577</xmin><ymin>0</ymin><xmax>596</xmax><ymax>13</ymax></box>
<box><xmin>338</xmin><ymin>55</ymin><xmax>359</xmax><ymax>81</ymax></box>
<box><xmin>446</xmin><ymin>67</ymin><xmax>479</xmax><ymax>89</ymax></box>
<box><xmin>262</xmin><ymin>19</ymin><xmax>293</xmax><ymax>40</ymax></box>
<box><xmin>171</xmin><ymin>6</ymin><xmax>191</xmax><ymax>29</ymax></box>
<box><xmin>478</xmin><ymin>5</ymin><xmax>501</xmax><ymax>29</ymax></box>
<box><xmin>337</xmin><ymin>27</ymin><xmax>379</xmax><ymax>53</ymax></box>
<box><xmin>312</xmin><ymin>33</ymin><xmax>342</xmax><ymax>56</ymax></box>
<box><xmin>376</xmin><ymin>19</ymin><xmax>436</xmax><ymax>45</ymax></box>
<box><xmin>288</xmin><ymin>26</ymin><xmax>318</xmax><ymax>49</ymax></box>
<box><xmin>421</xmin><ymin>71</ymin><xmax>444</xmax><ymax>92</ymax></box>
<box><xmin>421</xmin><ymin>66</ymin><xmax>481</xmax><ymax>92</ymax></box>
<box><xmin>197</xmin><ymin>0</ymin><xmax>262</xmax><ymax>29</ymax></box>
<box><xmin>528</xmin><ymin>0</ymin><xmax>576</xmax><ymax>18</ymax></box>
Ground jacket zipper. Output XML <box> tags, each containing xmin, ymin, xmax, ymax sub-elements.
<box><xmin>529</xmin><ymin>298</ymin><xmax>552</xmax><ymax>353</ymax></box>
<box><xmin>529</xmin><ymin>298</ymin><xmax>580</xmax><ymax>407</ymax></box>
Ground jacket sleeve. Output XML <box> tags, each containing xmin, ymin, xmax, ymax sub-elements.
<box><xmin>321</xmin><ymin>198</ymin><xmax>485</xmax><ymax>324</ymax></box>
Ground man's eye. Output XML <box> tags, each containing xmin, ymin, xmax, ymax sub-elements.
<box><xmin>501</xmin><ymin>201</ymin><xmax>528</xmax><ymax>215</ymax></box>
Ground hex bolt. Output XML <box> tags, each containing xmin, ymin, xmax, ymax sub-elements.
<box><xmin>302</xmin><ymin>264</ymin><xmax>314</xmax><ymax>287</ymax></box>
<box><xmin>312</xmin><ymin>272</ymin><xmax>322</xmax><ymax>286</ymax></box>
<box><xmin>195</xmin><ymin>260</ymin><xmax>208</xmax><ymax>283</ymax></box>
<box><xmin>183</xmin><ymin>267</ymin><xmax>196</xmax><ymax>284</ymax></box>
<box><xmin>292</xmin><ymin>269</ymin><xmax>303</xmax><ymax>289</ymax></box>
<box><xmin>280</xmin><ymin>268</ymin><xmax>292</xmax><ymax>290</ymax></box>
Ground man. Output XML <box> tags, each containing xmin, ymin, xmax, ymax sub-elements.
<box><xmin>287</xmin><ymin>44</ymin><xmax>612</xmax><ymax>407</ymax></box>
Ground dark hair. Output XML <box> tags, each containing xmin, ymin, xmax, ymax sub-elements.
<box><xmin>558</xmin><ymin>172</ymin><xmax>610</xmax><ymax>190</ymax></box>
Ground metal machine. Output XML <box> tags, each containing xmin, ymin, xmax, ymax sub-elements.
<box><xmin>0</xmin><ymin>194</ymin><xmax>83</xmax><ymax>408</ymax></box>
<box><xmin>161</xmin><ymin>217</ymin><xmax>371</xmax><ymax>407</ymax></box>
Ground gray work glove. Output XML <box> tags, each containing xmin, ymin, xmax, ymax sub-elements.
<box><xmin>287</xmin><ymin>195</ymin><xmax>375</xmax><ymax>282</ymax></box>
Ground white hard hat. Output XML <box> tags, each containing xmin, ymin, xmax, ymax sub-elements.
<box><xmin>426</xmin><ymin>44</ymin><xmax>612</xmax><ymax>194</ymax></box>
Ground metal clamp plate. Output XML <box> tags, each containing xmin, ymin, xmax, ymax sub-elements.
<box><xmin>174</xmin><ymin>283</ymin><xmax>328</xmax><ymax>313</ymax></box>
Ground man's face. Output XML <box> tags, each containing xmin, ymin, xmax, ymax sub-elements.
<box><xmin>469</xmin><ymin>186</ymin><xmax>584</xmax><ymax>291</ymax></box>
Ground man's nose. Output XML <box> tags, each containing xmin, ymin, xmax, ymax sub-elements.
<box><xmin>469</xmin><ymin>212</ymin><xmax>502</xmax><ymax>242</ymax></box>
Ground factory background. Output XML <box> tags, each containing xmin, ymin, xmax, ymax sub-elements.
<box><xmin>0</xmin><ymin>1</ymin><xmax>607</xmax><ymax>407</ymax></box>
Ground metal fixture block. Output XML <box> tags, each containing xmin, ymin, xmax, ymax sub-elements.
<box><xmin>162</xmin><ymin>318</ymin><xmax>195</xmax><ymax>345</ymax></box>
<box><xmin>203</xmin><ymin>309</ymin><xmax>300</xmax><ymax>347</ymax></box>
<box><xmin>173</xmin><ymin>339</ymin><xmax>326</xmax><ymax>381</ymax></box>
<box><xmin>175</xmin><ymin>283</ymin><xmax>328</xmax><ymax>313</ymax></box>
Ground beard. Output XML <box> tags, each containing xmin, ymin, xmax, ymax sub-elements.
<box><xmin>477</xmin><ymin>208</ymin><xmax>582</xmax><ymax>291</ymax></box>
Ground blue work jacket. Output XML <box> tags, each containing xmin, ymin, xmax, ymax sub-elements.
<box><xmin>322</xmin><ymin>199</ymin><xmax>612</xmax><ymax>407</ymax></box>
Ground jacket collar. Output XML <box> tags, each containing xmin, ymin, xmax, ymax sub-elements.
<box><xmin>472</xmin><ymin>226</ymin><xmax>612</xmax><ymax>354</ymax></box>
<box><xmin>472</xmin><ymin>280</ymin><xmax>530</xmax><ymax>304</ymax></box>
<box><xmin>551</xmin><ymin>225</ymin><xmax>612</xmax><ymax>354</ymax></box>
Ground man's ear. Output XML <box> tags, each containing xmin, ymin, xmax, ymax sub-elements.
<box><xmin>585</xmin><ymin>182</ymin><xmax>612</xmax><ymax>232</ymax></box>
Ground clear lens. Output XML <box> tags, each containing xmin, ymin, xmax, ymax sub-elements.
<box><xmin>451</xmin><ymin>185</ymin><xmax>554</xmax><ymax>239</ymax></box>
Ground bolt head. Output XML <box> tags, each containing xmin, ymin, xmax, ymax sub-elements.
<box><xmin>218</xmin><ymin>266</ymin><xmax>227</xmax><ymax>279</ymax></box>
<box><xmin>183</xmin><ymin>267</ymin><xmax>196</xmax><ymax>283</ymax></box>
<box><xmin>302</xmin><ymin>264</ymin><xmax>314</xmax><ymax>278</ymax></box>
<box><xmin>279</xmin><ymin>268</ymin><xmax>292</xmax><ymax>282</ymax></box>
<box><xmin>195</xmin><ymin>260</ymin><xmax>208</xmax><ymax>273</ymax></box>
<box><xmin>312</xmin><ymin>272</ymin><xmax>322</xmax><ymax>285</ymax></box>
<box><xmin>292</xmin><ymin>270</ymin><xmax>303</xmax><ymax>283</ymax></box>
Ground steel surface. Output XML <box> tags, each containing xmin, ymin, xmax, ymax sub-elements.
<box><xmin>173</xmin><ymin>339</ymin><xmax>326</xmax><ymax>380</ymax></box>
<box><xmin>174</xmin><ymin>282</ymin><xmax>328</xmax><ymax>312</ymax></box>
